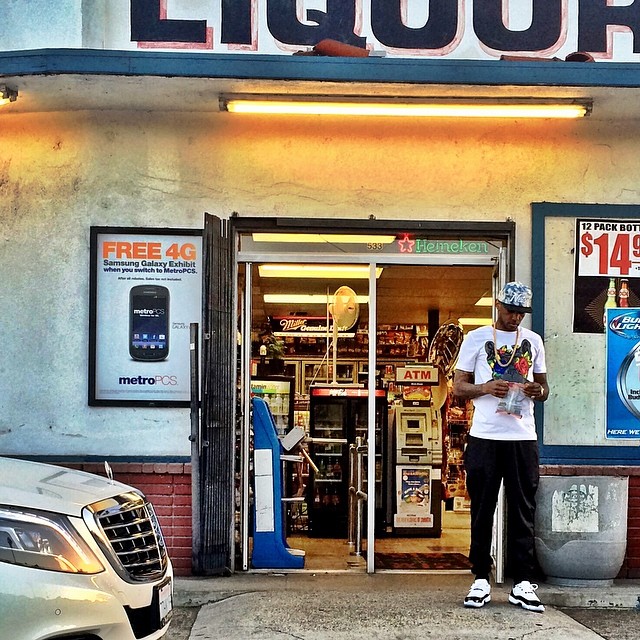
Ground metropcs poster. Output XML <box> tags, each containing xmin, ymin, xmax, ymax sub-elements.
<box><xmin>89</xmin><ymin>227</ymin><xmax>202</xmax><ymax>406</ymax></box>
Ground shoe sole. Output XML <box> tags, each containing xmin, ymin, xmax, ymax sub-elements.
<box><xmin>464</xmin><ymin>595</ymin><xmax>491</xmax><ymax>608</ymax></box>
<box><xmin>508</xmin><ymin>594</ymin><xmax>545</xmax><ymax>612</ymax></box>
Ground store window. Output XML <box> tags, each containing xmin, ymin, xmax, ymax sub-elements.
<box><xmin>533</xmin><ymin>203</ymin><xmax>640</xmax><ymax>462</ymax></box>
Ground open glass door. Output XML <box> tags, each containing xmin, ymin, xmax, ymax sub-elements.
<box><xmin>490</xmin><ymin>249</ymin><xmax>508</xmax><ymax>584</ymax></box>
<box><xmin>239</xmin><ymin>257</ymin><xmax>374</xmax><ymax>572</ymax></box>
<box><xmin>372</xmin><ymin>264</ymin><xmax>493</xmax><ymax>573</ymax></box>
<box><xmin>234</xmin><ymin>226</ymin><xmax>513</xmax><ymax>574</ymax></box>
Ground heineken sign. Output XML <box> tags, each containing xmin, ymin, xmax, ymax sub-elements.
<box><xmin>130</xmin><ymin>0</ymin><xmax>640</xmax><ymax>61</ymax></box>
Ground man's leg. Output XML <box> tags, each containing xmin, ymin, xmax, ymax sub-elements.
<box><xmin>502</xmin><ymin>440</ymin><xmax>539</xmax><ymax>583</ymax></box>
<box><xmin>464</xmin><ymin>436</ymin><xmax>503</xmax><ymax>579</ymax></box>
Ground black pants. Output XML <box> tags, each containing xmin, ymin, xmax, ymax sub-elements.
<box><xmin>464</xmin><ymin>435</ymin><xmax>539</xmax><ymax>584</ymax></box>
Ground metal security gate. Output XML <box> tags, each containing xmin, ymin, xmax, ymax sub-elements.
<box><xmin>193</xmin><ymin>212</ymin><xmax>235</xmax><ymax>574</ymax></box>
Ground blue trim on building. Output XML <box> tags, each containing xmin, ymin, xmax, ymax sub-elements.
<box><xmin>12</xmin><ymin>455</ymin><xmax>191</xmax><ymax>464</ymax></box>
<box><xmin>3</xmin><ymin>48</ymin><xmax>640</xmax><ymax>88</ymax></box>
<box><xmin>532</xmin><ymin>202</ymin><xmax>640</xmax><ymax>465</ymax></box>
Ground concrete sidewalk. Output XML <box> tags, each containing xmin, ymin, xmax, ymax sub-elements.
<box><xmin>173</xmin><ymin>573</ymin><xmax>640</xmax><ymax>639</ymax></box>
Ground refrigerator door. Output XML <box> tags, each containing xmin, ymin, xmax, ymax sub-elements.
<box><xmin>308</xmin><ymin>393</ymin><xmax>348</xmax><ymax>537</ymax></box>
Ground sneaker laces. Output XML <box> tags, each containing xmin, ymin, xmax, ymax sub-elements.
<box><xmin>517</xmin><ymin>581</ymin><xmax>539</xmax><ymax>595</ymax></box>
<box><xmin>467</xmin><ymin>579</ymin><xmax>489</xmax><ymax>595</ymax></box>
<box><xmin>513</xmin><ymin>581</ymin><xmax>542</xmax><ymax>604</ymax></box>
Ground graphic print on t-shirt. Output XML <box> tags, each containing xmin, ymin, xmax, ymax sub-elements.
<box><xmin>484</xmin><ymin>339</ymin><xmax>533</xmax><ymax>383</ymax></box>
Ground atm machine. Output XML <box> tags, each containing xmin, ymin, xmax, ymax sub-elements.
<box><xmin>390</xmin><ymin>364</ymin><xmax>446</xmax><ymax>536</ymax></box>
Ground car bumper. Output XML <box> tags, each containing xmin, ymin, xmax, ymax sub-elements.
<box><xmin>0</xmin><ymin>561</ymin><xmax>173</xmax><ymax>640</ymax></box>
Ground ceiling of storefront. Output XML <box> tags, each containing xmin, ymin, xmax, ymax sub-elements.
<box><xmin>250</xmin><ymin>263</ymin><xmax>495</xmax><ymax>328</ymax></box>
<box><xmin>4</xmin><ymin>49</ymin><xmax>640</xmax><ymax>120</ymax></box>
<box><xmin>3</xmin><ymin>72</ymin><xmax>640</xmax><ymax>121</ymax></box>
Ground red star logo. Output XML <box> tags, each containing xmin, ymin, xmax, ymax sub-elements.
<box><xmin>398</xmin><ymin>234</ymin><xmax>415</xmax><ymax>253</ymax></box>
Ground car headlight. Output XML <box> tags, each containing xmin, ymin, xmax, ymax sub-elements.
<box><xmin>0</xmin><ymin>507</ymin><xmax>104</xmax><ymax>574</ymax></box>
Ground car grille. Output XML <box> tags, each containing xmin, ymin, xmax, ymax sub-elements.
<box><xmin>88</xmin><ymin>492</ymin><xmax>168</xmax><ymax>583</ymax></box>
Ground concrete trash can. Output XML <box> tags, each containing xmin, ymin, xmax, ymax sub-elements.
<box><xmin>534</xmin><ymin>475</ymin><xmax>628</xmax><ymax>586</ymax></box>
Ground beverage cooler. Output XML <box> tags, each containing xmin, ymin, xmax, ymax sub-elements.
<box><xmin>250</xmin><ymin>376</ymin><xmax>295</xmax><ymax>437</ymax></box>
<box><xmin>307</xmin><ymin>385</ymin><xmax>388</xmax><ymax>537</ymax></box>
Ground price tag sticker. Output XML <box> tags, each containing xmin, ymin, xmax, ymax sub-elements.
<box><xmin>577</xmin><ymin>218</ymin><xmax>640</xmax><ymax>277</ymax></box>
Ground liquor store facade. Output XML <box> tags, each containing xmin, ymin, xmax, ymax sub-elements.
<box><xmin>1</xmin><ymin>2</ymin><xmax>640</xmax><ymax>578</ymax></box>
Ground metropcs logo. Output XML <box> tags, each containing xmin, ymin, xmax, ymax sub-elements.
<box><xmin>134</xmin><ymin>308</ymin><xmax>165</xmax><ymax>316</ymax></box>
<box><xmin>609</xmin><ymin>312</ymin><xmax>640</xmax><ymax>339</ymax></box>
<box><xmin>118</xmin><ymin>375</ymin><xmax>178</xmax><ymax>386</ymax></box>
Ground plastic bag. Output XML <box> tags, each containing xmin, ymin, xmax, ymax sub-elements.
<box><xmin>496</xmin><ymin>382</ymin><xmax>525</xmax><ymax>419</ymax></box>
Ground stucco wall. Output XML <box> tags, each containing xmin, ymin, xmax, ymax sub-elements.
<box><xmin>0</xmin><ymin>107</ymin><xmax>638</xmax><ymax>457</ymax></box>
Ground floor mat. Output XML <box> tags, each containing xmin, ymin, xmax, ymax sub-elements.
<box><xmin>374</xmin><ymin>552</ymin><xmax>471</xmax><ymax>571</ymax></box>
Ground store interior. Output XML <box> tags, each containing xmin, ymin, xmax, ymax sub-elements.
<box><xmin>246</xmin><ymin>262</ymin><xmax>496</xmax><ymax>571</ymax></box>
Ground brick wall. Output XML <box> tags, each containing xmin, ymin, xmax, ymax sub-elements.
<box><xmin>70</xmin><ymin>462</ymin><xmax>193</xmax><ymax>577</ymax></box>
<box><xmin>628</xmin><ymin>475</ymin><xmax>640</xmax><ymax>578</ymax></box>
<box><xmin>540</xmin><ymin>465</ymin><xmax>640</xmax><ymax>579</ymax></box>
<box><xmin>65</xmin><ymin>462</ymin><xmax>640</xmax><ymax>579</ymax></box>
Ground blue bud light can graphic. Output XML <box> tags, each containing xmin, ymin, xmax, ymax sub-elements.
<box><xmin>606</xmin><ymin>308</ymin><xmax>640</xmax><ymax>438</ymax></box>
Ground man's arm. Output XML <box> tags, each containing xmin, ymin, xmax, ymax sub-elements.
<box><xmin>453</xmin><ymin>369</ymin><xmax>510</xmax><ymax>400</ymax></box>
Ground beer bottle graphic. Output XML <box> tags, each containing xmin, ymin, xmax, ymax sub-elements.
<box><xmin>603</xmin><ymin>277</ymin><xmax>617</xmax><ymax>329</ymax></box>
<box><xmin>619</xmin><ymin>279</ymin><xmax>630</xmax><ymax>308</ymax></box>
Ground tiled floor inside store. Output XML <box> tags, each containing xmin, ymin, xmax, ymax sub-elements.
<box><xmin>287</xmin><ymin>510</ymin><xmax>470</xmax><ymax>571</ymax></box>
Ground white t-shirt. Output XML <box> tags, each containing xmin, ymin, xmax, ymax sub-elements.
<box><xmin>456</xmin><ymin>325</ymin><xmax>547</xmax><ymax>441</ymax></box>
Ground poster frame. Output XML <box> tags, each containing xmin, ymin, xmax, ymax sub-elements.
<box><xmin>89</xmin><ymin>225</ymin><xmax>202</xmax><ymax>407</ymax></box>
<box><xmin>532</xmin><ymin>202</ymin><xmax>640</xmax><ymax>464</ymax></box>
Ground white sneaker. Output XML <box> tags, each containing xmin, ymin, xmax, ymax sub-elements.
<box><xmin>464</xmin><ymin>578</ymin><xmax>491</xmax><ymax>608</ymax></box>
<box><xmin>509</xmin><ymin>581</ymin><xmax>545</xmax><ymax>612</ymax></box>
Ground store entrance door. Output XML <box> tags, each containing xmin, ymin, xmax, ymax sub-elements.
<box><xmin>233</xmin><ymin>225</ymin><xmax>511</xmax><ymax>577</ymax></box>
<box><xmin>372</xmin><ymin>263</ymin><xmax>506</xmax><ymax>582</ymax></box>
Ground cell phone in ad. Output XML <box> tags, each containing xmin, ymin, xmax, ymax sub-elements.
<box><xmin>129</xmin><ymin>285</ymin><xmax>170</xmax><ymax>361</ymax></box>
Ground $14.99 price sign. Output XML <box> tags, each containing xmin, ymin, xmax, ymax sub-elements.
<box><xmin>577</xmin><ymin>218</ymin><xmax>640</xmax><ymax>277</ymax></box>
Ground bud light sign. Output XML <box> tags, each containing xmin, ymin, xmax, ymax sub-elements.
<box><xmin>606</xmin><ymin>308</ymin><xmax>640</xmax><ymax>439</ymax></box>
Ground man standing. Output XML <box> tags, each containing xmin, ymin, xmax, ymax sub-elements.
<box><xmin>453</xmin><ymin>282</ymin><xmax>549</xmax><ymax>613</ymax></box>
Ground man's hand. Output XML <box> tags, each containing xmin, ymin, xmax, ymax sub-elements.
<box><xmin>482</xmin><ymin>379</ymin><xmax>510</xmax><ymax>398</ymax></box>
<box><xmin>454</xmin><ymin>371</ymin><xmax>509</xmax><ymax>399</ymax></box>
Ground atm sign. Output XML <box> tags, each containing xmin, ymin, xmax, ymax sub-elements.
<box><xmin>396</xmin><ymin>366</ymin><xmax>439</xmax><ymax>384</ymax></box>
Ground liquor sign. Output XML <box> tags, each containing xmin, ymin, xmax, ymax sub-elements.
<box><xmin>578</xmin><ymin>219</ymin><xmax>640</xmax><ymax>277</ymax></box>
<box><xmin>125</xmin><ymin>0</ymin><xmax>640</xmax><ymax>62</ymax></box>
<box><xmin>605</xmin><ymin>308</ymin><xmax>640</xmax><ymax>439</ymax></box>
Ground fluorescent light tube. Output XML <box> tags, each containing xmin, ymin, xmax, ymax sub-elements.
<box><xmin>258</xmin><ymin>264</ymin><xmax>383</xmax><ymax>279</ymax></box>
<box><xmin>222</xmin><ymin>96</ymin><xmax>591</xmax><ymax>119</ymax></box>
<box><xmin>264</xmin><ymin>294</ymin><xmax>369</xmax><ymax>304</ymax></box>
<box><xmin>459</xmin><ymin>317</ymin><xmax>494</xmax><ymax>326</ymax></box>
<box><xmin>252</xmin><ymin>233</ymin><xmax>396</xmax><ymax>244</ymax></box>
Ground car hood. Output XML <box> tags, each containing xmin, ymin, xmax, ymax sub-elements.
<box><xmin>0</xmin><ymin>457</ymin><xmax>137</xmax><ymax>517</ymax></box>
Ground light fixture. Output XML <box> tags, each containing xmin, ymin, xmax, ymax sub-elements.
<box><xmin>258</xmin><ymin>264</ymin><xmax>383</xmax><ymax>279</ymax></box>
<box><xmin>0</xmin><ymin>85</ymin><xmax>17</xmax><ymax>107</ymax></box>
<box><xmin>220</xmin><ymin>95</ymin><xmax>592</xmax><ymax>119</ymax></box>
<box><xmin>264</xmin><ymin>294</ymin><xmax>369</xmax><ymax>305</ymax></box>
<box><xmin>252</xmin><ymin>233</ymin><xmax>396</xmax><ymax>244</ymax></box>
<box><xmin>475</xmin><ymin>296</ymin><xmax>494</xmax><ymax>307</ymax></box>
<box><xmin>459</xmin><ymin>317</ymin><xmax>493</xmax><ymax>327</ymax></box>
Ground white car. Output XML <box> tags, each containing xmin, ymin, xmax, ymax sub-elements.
<box><xmin>0</xmin><ymin>457</ymin><xmax>173</xmax><ymax>640</ymax></box>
